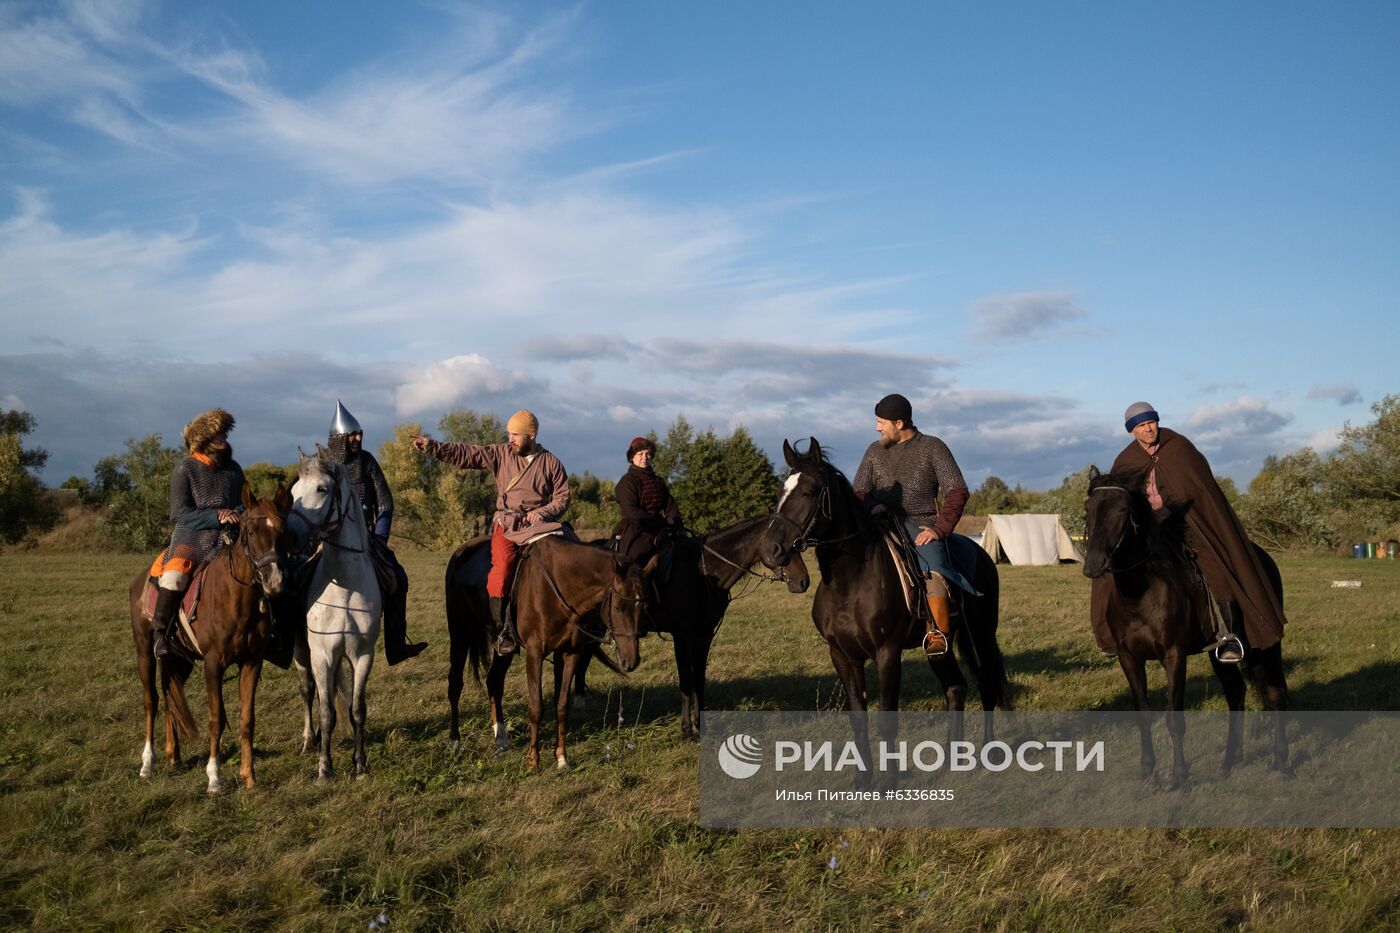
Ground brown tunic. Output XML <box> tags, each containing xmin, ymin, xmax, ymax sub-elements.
<box><xmin>423</xmin><ymin>440</ymin><xmax>571</xmax><ymax>545</ymax></box>
<box><xmin>1090</xmin><ymin>427</ymin><xmax>1286</xmax><ymax>650</ymax></box>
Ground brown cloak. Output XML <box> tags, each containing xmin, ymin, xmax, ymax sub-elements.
<box><xmin>1090</xmin><ymin>427</ymin><xmax>1286</xmax><ymax>651</ymax></box>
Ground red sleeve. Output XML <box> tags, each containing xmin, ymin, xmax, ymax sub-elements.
<box><xmin>934</xmin><ymin>487</ymin><xmax>968</xmax><ymax>539</ymax></box>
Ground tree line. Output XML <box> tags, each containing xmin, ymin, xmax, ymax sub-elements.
<box><xmin>5</xmin><ymin>396</ymin><xmax>1396</xmax><ymax>553</ymax></box>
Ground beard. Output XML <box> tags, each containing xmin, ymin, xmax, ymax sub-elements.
<box><xmin>511</xmin><ymin>438</ymin><xmax>536</xmax><ymax>456</ymax></box>
<box><xmin>878</xmin><ymin>435</ymin><xmax>898</xmax><ymax>449</ymax></box>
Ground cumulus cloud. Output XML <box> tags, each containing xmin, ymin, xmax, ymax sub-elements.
<box><xmin>1183</xmin><ymin>395</ymin><xmax>1293</xmax><ymax>446</ymax></box>
<box><xmin>393</xmin><ymin>354</ymin><xmax>533</xmax><ymax>416</ymax></box>
<box><xmin>968</xmin><ymin>291</ymin><xmax>1085</xmax><ymax>341</ymax></box>
<box><xmin>1307</xmin><ymin>382</ymin><xmax>1362</xmax><ymax>406</ymax></box>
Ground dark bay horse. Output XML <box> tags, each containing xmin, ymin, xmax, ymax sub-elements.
<box><xmin>447</xmin><ymin>535</ymin><xmax>651</xmax><ymax>771</ymax></box>
<box><xmin>759</xmin><ymin>438</ymin><xmax>1013</xmax><ymax>724</ymax></box>
<box><xmin>1083</xmin><ymin>466</ymin><xmax>1289</xmax><ymax>786</ymax></box>
<box><xmin>571</xmin><ymin>516</ymin><xmax>811</xmax><ymax>738</ymax></box>
<box><xmin>128</xmin><ymin>484</ymin><xmax>290</xmax><ymax>794</ymax></box>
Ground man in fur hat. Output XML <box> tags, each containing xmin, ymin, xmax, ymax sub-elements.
<box><xmin>326</xmin><ymin>401</ymin><xmax>426</xmax><ymax>664</ymax></box>
<box><xmin>412</xmin><ymin>410</ymin><xmax>570</xmax><ymax>655</ymax></box>
<box><xmin>148</xmin><ymin>408</ymin><xmax>247</xmax><ymax>659</ymax></box>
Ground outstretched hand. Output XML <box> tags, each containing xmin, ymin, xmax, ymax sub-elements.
<box><xmin>411</xmin><ymin>434</ymin><xmax>431</xmax><ymax>452</ymax></box>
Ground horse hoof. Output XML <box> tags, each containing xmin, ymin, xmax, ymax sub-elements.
<box><xmin>139</xmin><ymin>766</ymin><xmax>153</xmax><ymax>779</ymax></box>
<box><xmin>355</xmin><ymin>772</ymin><xmax>369</xmax><ymax>781</ymax></box>
<box><xmin>556</xmin><ymin>757</ymin><xmax>569</xmax><ymax>771</ymax></box>
<box><xmin>206</xmin><ymin>783</ymin><xmax>222</xmax><ymax>797</ymax></box>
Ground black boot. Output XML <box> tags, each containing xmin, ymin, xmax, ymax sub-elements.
<box><xmin>383</xmin><ymin>584</ymin><xmax>427</xmax><ymax>665</ymax></box>
<box><xmin>151</xmin><ymin>587</ymin><xmax>183</xmax><ymax>660</ymax></box>
<box><xmin>490</xmin><ymin>596</ymin><xmax>517</xmax><ymax>656</ymax></box>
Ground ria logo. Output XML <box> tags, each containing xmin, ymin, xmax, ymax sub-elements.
<box><xmin>717</xmin><ymin>733</ymin><xmax>763</xmax><ymax>779</ymax></box>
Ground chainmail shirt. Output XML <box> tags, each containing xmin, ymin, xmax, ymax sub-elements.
<box><xmin>158</xmin><ymin>454</ymin><xmax>246</xmax><ymax>569</ymax></box>
<box><xmin>327</xmin><ymin>435</ymin><xmax>393</xmax><ymax>538</ymax></box>
<box><xmin>852</xmin><ymin>432</ymin><xmax>968</xmax><ymax>531</ymax></box>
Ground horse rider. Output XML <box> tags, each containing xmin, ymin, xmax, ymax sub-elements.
<box><xmin>852</xmin><ymin>393</ymin><xmax>972</xmax><ymax>657</ymax></box>
<box><xmin>613</xmin><ymin>436</ymin><xmax>683</xmax><ymax>565</ymax></box>
<box><xmin>148</xmin><ymin>408</ymin><xmax>246</xmax><ymax>660</ymax></box>
<box><xmin>1090</xmin><ymin>402</ymin><xmax>1285</xmax><ymax>664</ymax></box>
<box><xmin>326</xmin><ymin>401</ymin><xmax>427</xmax><ymax>664</ymax></box>
<box><xmin>412</xmin><ymin>410</ymin><xmax>571</xmax><ymax>656</ymax></box>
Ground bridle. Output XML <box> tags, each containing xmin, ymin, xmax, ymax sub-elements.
<box><xmin>289</xmin><ymin>463</ymin><xmax>363</xmax><ymax>554</ymax></box>
<box><xmin>701</xmin><ymin>534</ymin><xmax>794</xmax><ymax>586</ymax></box>
<box><xmin>1087</xmin><ymin>484</ymin><xmax>1146</xmax><ymax>573</ymax></box>
<box><xmin>766</xmin><ymin>467</ymin><xmax>859</xmax><ymax>555</ymax></box>
<box><xmin>228</xmin><ymin>512</ymin><xmax>282</xmax><ymax>590</ymax></box>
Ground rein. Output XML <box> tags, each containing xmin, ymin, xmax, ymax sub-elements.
<box><xmin>533</xmin><ymin>553</ymin><xmax>642</xmax><ymax>663</ymax></box>
<box><xmin>701</xmin><ymin>538</ymin><xmax>791</xmax><ymax>585</ymax></box>
<box><xmin>769</xmin><ymin>473</ymin><xmax>862</xmax><ymax>554</ymax></box>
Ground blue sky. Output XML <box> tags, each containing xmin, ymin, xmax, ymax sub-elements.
<box><xmin>1</xmin><ymin>0</ymin><xmax>1396</xmax><ymax>490</ymax></box>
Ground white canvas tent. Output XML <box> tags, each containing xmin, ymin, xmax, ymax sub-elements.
<box><xmin>979</xmin><ymin>514</ymin><xmax>1082</xmax><ymax>565</ymax></box>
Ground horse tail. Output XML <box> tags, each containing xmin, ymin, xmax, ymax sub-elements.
<box><xmin>964</xmin><ymin>551</ymin><xmax>1014</xmax><ymax>711</ymax></box>
<box><xmin>445</xmin><ymin>547</ymin><xmax>490</xmax><ymax>686</ymax></box>
<box><xmin>334</xmin><ymin>655</ymin><xmax>352</xmax><ymax>724</ymax></box>
<box><xmin>159</xmin><ymin>659</ymin><xmax>199</xmax><ymax>744</ymax></box>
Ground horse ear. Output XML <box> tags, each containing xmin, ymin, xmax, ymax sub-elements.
<box><xmin>1088</xmin><ymin>465</ymin><xmax>1101</xmax><ymax>482</ymax></box>
<box><xmin>273</xmin><ymin>482</ymin><xmax>292</xmax><ymax>514</ymax></box>
<box><xmin>805</xmin><ymin>437</ymin><xmax>820</xmax><ymax>461</ymax></box>
<box><xmin>782</xmin><ymin>439</ymin><xmax>798</xmax><ymax>469</ymax></box>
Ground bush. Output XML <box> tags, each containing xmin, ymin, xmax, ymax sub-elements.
<box><xmin>0</xmin><ymin>410</ymin><xmax>60</xmax><ymax>547</ymax></box>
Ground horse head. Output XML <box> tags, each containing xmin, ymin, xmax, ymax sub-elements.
<box><xmin>238</xmin><ymin>481</ymin><xmax>289</xmax><ymax>596</ymax></box>
<box><xmin>760</xmin><ymin>436</ymin><xmax>828</xmax><ymax>570</ymax></box>
<box><xmin>289</xmin><ymin>448</ymin><xmax>345</xmax><ymax>546</ymax></box>
<box><xmin>1082</xmin><ymin>465</ymin><xmax>1144</xmax><ymax>579</ymax></box>
<box><xmin>605</xmin><ymin>553</ymin><xmax>654</xmax><ymax>672</ymax></box>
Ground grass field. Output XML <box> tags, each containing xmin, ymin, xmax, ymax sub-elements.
<box><xmin>2</xmin><ymin>551</ymin><xmax>1398</xmax><ymax>930</ymax></box>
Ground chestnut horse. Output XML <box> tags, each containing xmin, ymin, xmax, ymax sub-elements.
<box><xmin>447</xmin><ymin>535</ymin><xmax>652</xmax><ymax>771</ymax></box>
<box><xmin>128</xmin><ymin>484</ymin><xmax>289</xmax><ymax>794</ymax></box>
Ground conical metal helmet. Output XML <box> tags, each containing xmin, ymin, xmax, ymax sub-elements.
<box><xmin>329</xmin><ymin>400</ymin><xmax>362</xmax><ymax>437</ymax></box>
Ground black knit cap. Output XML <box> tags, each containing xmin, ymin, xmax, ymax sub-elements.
<box><xmin>874</xmin><ymin>393</ymin><xmax>913</xmax><ymax>424</ymax></box>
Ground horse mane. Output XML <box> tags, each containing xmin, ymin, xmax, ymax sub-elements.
<box><xmin>796</xmin><ymin>440</ymin><xmax>873</xmax><ymax>539</ymax></box>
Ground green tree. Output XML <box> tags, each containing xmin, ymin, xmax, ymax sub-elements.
<box><xmin>1039</xmin><ymin>466</ymin><xmax>1094</xmax><ymax>538</ymax></box>
<box><xmin>243</xmin><ymin>461</ymin><xmax>296</xmax><ymax>500</ymax></box>
<box><xmin>1239</xmin><ymin>449</ymin><xmax>1335</xmax><ymax>551</ymax></box>
<box><xmin>564</xmin><ymin>471</ymin><xmax>620</xmax><ymax>532</ymax></box>
<box><xmin>99</xmin><ymin>435</ymin><xmax>186</xmax><ymax>551</ymax></box>
<box><xmin>379</xmin><ymin>410</ymin><xmax>505</xmax><ymax>549</ymax></box>
<box><xmin>660</xmin><ymin>419</ymin><xmax>779</xmax><ymax>534</ymax></box>
<box><xmin>967</xmin><ymin>475</ymin><xmax>1016</xmax><ymax>515</ymax></box>
<box><xmin>1323</xmin><ymin>394</ymin><xmax>1400</xmax><ymax>539</ymax></box>
<box><xmin>0</xmin><ymin>410</ymin><xmax>59</xmax><ymax>546</ymax></box>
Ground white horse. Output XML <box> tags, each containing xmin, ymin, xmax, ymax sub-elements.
<box><xmin>288</xmin><ymin>449</ymin><xmax>381</xmax><ymax>781</ymax></box>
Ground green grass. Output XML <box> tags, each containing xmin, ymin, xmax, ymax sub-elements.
<box><xmin>1</xmin><ymin>552</ymin><xmax>1398</xmax><ymax>930</ymax></box>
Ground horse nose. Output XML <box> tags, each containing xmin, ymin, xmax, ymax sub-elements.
<box><xmin>266</xmin><ymin>564</ymin><xmax>285</xmax><ymax>594</ymax></box>
<box><xmin>759</xmin><ymin>539</ymin><xmax>784</xmax><ymax>569</ymax></box>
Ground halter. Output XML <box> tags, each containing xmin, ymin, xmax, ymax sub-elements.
<box><xmin>1086</xmin><ymin>484</ymin><xmax>1146</xmax><ymax>573</ymax></box>
<box><xmin>291</xmin><ymin>465</ymin><xmax>363</xmax><ymax>553</ymax></box>
<box><xmin>535</xmin><ymin>555</ymin><xmax>644</xmax><ymax>665</ymax></box>
<box><xmin>228</xmin><ymin>515</ymin><xmax>281</xmax><ymax>591</ymax></box>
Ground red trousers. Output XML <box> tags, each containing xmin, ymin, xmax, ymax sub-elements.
<box><xmin>487</xmin><ymin>525</ymin><xmax>521</xmax><ymax>598</ymax></box>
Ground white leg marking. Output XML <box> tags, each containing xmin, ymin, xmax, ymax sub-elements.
<box><xmin>140</xmin><ymin>741</ymin><xmax>155</xmax><ymax>778</ymax></box>
<box><xmin>206</xmin><ymin>756</ymin><xmax>222</xmax><ymax>795</ymax></box>
<box><xmin>556</xmin><ymin>754</ymin><xmax>569</xmax><ymax>771</ymax></box>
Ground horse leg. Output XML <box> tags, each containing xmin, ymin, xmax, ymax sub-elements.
<box><xmin>555</xmin><ymin>651</ymin><xmax>581</xmax><ymax>770</ymax></box>
<box><xmin>692</xmin><ymin>627</ymin><xmax>717</xmax><ymax>737</ymax></box>
<box><xmin>447</xmin><ymin>620</ymin><xmax>467</xmax><ymax>747</ymax></box>
<box><xmin>295</xmin><ymin>655</ymin><xmax>318</xmax><ymax>755</ymax></box>
<box><xmin>1163</xmin><ymin>648</ymin><xmax>1189</xmax><ymax>789</ymax></box>
<box><xmin>314</xmin><ymin>644</ymin><xmax>338</xmax><ymax>782</ymax></box>
<box><xmin>1119</xmin><ymin>653</ymin><xmax>1156</xmax><ymax>781</ymax></box>
<box><xmin>237</xmin><ymin>661</ymin><xmax>262</xmax><ymax>790</ymax></box>
<box><xmin>572</xmin><ymin>651</ymin><xmax>591</xmax><ymax>713</ymax></box>
<box><xmin>525</xmin><ymin>647</ymin><xmax>544</xmax><ymax>773</ymax></box>
<box><xmin>488</xmin><ymin>654</ymin><xmax>512</xmax><ymax>756</ymax></box>
<box><xmin>1251</xmin><ymin>643</ymin><xmax>1290</xmax><ymax>772</ymax></box>
<box><xmin>829</xmin><ymin>644</ymin><xmax>871</xmax><ymax>789</ymax></box>
<box><xmin>874</xmin><ymin>641</ymin><xmax>905</xmax><ymax>789</ymax></box>
<box><xmin>674</xmin><ymin>633</ymin><xmax>696</xmax><ymax>740</ymax></box>
<box><xmin>204</xmin><ymin>661</ymin><xmax>226</xmax><ymax>796</ymax></box>
<box><xmin>137</xmin><ymin>640</ymin><xmax>157</xmax><ymax>778</ymax></box>
<box><xmin>1210</xmin><ymin>654</ymin><xmax>1248</xmax><ymax>774</ymax></box>
<box><xmin>928</xmin><ymin>652</ymin><xmax>968</xmax><ymax>744</ymax></box>
<box><xmin>351</xmin><ymin>650</ymin><xmax>372</xmax><ymax>779</ymax></box>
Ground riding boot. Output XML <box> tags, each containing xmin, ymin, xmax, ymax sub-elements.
<box><xmin>383</xmin><ymin>584</ymin><xmax>427</xmax><ymax>665</ymax></box>
<box><xmin>923</xmin><ymin>594</ymin><xmax>951</xmax><ymax>657</ymax></box>
<box><xmin>151</xmin><ymin>587</ymin><xmax>184</xmax><ymax>660</ymax></box>
<box><xmin>490</xmin><ymin>595</ymin><xmax>518</xmax><ymax>656</ymax></box>
<box><xmin>262</xmin><ymin>599</ymin><xmax>294</xmax><ymax>670</ymax></box>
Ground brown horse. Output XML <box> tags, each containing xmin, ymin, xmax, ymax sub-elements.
<box><xmin>448</xmin><ymin>534</ymin><xmax>652</xmax><ymax>771</ymax></box>
<box><xmin>128</xmin><ymin>484</ymin><xmax>290</xmax><ymax>794</ymax></box>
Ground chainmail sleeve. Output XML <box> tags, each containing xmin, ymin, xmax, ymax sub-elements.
<box><xmin>364</xmin><ymin>452</ymin><xmax>394</xmax><ymax>539</ymax></box>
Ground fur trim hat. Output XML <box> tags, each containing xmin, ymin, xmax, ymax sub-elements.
<box><xmin>626</xmin><ymin>436</ymin><xmax>655</xmax><ymax>460</ymax></box>
<box><xmin>182</xmin><ymin>408</ymin><xmax>235</xmax><ymax>453</ymax></box>
<box><xmin>507</xmin><ymin>409</ymin><xmax>539</xmax><ymax>437</ymax></box>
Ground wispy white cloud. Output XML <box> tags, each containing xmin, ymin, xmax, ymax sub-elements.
<box><xmin>969</xmin><ymin>291</ymin><xmax>1085</xmax><ymax>341</ymax></box>
<box><xmin>1307</xmin><ymin>382</ymin><xmax>1362</xmax><ymax>406</ymax></box>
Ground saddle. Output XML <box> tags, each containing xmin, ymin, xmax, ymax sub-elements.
<box><xmin>142</xmin><ymin>565</ymin><xmax>210</xmax><ymax>658</ymax></box>
<box><xmin>873</xmin><ymin>513</ymin><xmax>933</xmax><ymax>625</ymax></box>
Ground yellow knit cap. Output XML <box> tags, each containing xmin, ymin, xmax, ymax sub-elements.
<box><xmin>506</xmin><ymin>409</ymin><xmax>539</xmax><ymax>437</ymax></box>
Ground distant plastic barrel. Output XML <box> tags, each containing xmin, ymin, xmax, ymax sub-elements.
<box><xmin>1365</xmin><ymin>541</ymin><xmax>1377</xmax><ymax>558</ymax></box>
<box><xmin>1388</xmin><ymin>540</ymin><xmax>1399</xmax><ymax>559</ymax></box>
<box><xmin>1352</xmin><ymin>541</ymin><xmax>1366</xmax><ymax>559</ymax></box>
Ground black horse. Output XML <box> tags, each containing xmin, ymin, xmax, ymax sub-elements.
<box><xmin>445</xmin><ymin>517</ymin><xmax>810</xmax><ymax>743</ymax></box>
<box><xmin>571</xmin><ymin>516</ymin><xmax>811</xmax><ymax>737</ymax></box>
<box><xmin>1083</xmin><ymin>466</ymin><xmax>1289</xmax><ymax>786</ymax></box>
<box><xmin>758</xmin><ymin>438</ymin><xmax>1013</xmax><ymax>725</ymax></box>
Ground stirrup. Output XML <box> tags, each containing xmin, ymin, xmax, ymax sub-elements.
<box><xmin>494</xmin><ymin>630</ymin><xmax>518</xmax><ymax>657</ymax></box>
<box><xmin>1208</xmin><ymin>634</ymin><xmax>1245</xmax><ymax>664</ymax></box>
<box><xmin>922</xmin><ymin>630</ymin><xmax>949</xmax><ymax>658</ymax></box>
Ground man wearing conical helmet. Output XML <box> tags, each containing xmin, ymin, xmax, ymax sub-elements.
<box><xmin>148</xmin><ymin>408</ymin><xmax>246</xmax><ymax>659</ymax></box>
<box><xmin>326</xmin><ymin>401</ymin><xmax>427</xmax><ymax>664</ymax></box>
<box><xmin>412</xmin><ymin>410</ymin><xmax>570</xmax><ymax>655</ymax></box>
